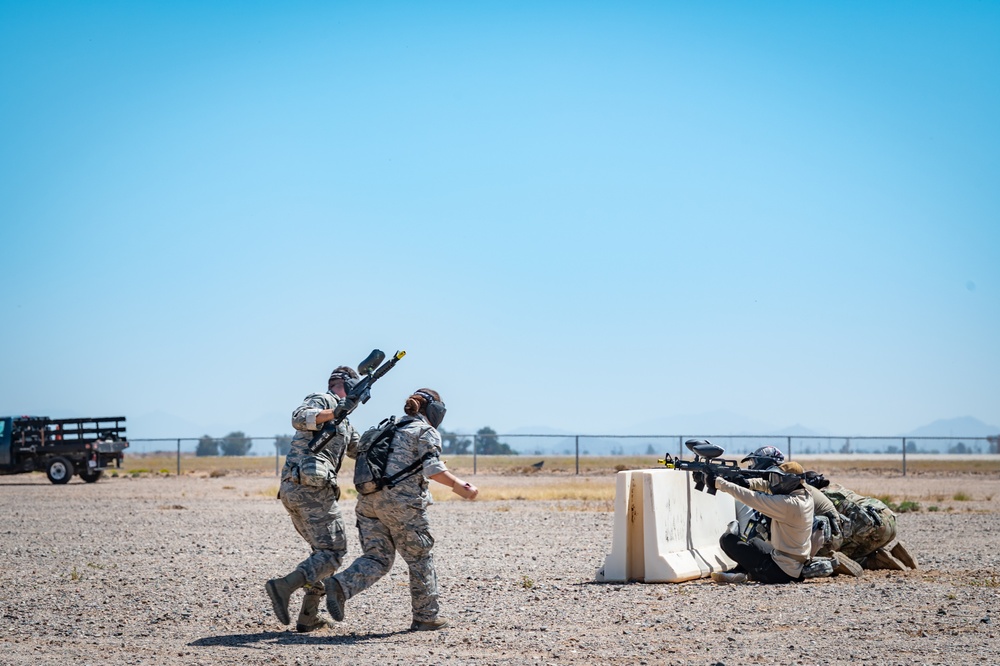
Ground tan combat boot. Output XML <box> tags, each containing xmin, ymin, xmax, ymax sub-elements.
<box><xmin>296</xmin><ymin>589</ymin><xmax>330</xmax><ymax>633</ymax></box>
<box><xmin>265</xmin><ymin>569</ymin><xmax>307</xmax><ymax>625</ymax></box>
<box><xmin>890</xmin><ymin>540</ymin><xmax>918</xmax><ymax>569</ymax></box>
<box><xmin>864</xmin><ymin>547</ymin><xmax>907</xmax><ymax>571</ymax></box>
<box><xmin>324</xmin><ymin>576</ymin><xmax>347</xmax><ymax>622</ymax></box>
<box><xmin>410</xmin><ymin>618</ymin><xmax>449</xmax><ymax>631</ymax></box>
<box><xmin>832</xmin><ymin>553</ymin><xmax>864</xmax><ymax>577</ymax></box>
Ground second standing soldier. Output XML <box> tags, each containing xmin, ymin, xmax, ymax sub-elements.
<box><xmin>266</xmin><ymin>365</ymin><xmax>360</xmax><ymax>631</ymax></box>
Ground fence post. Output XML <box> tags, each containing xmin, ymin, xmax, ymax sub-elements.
<box><xmin>276</xmin><ymin>439</ymin><xmax>280</xmax><ymax>477</ymax></box>
<box><xmin>575</xmin><ymin>435</ymin><xmax>579</xmax><ymax>475</ymax></box>
<box><xmin>176</xmin><ymin>439</ymin><xmax>181</xmax><ymax>477</ymax></box>
<box><xmin>473</xmin><ymin>435</ymin><xmax>478</xmax><ymax>475</ymax></box>
<box><xmin>679</xmin><ymin>436</ymin><xmax>683</xmax><ymax>457</ymax></box>
<box><xmin>902</xmin><ymin>437</ymin><xmax>907</xmax><ymax>477</ymax></box>
<box><xmin>787</xmin><ymin>436</ymin><xmax>792</xmax><ymax>461</ymax></box>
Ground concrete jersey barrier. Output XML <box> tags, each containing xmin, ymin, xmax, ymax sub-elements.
<box><xmin>596</xmin><ymin>469</ymin><xmax>736</xmax><ymax>583</ymax></box>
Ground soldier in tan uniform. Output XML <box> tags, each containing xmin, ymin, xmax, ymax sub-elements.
<box><xmin>265</xmin><ymin>366</ymin><xmax>360</xmax><ymax>632</ymax></box>
<box><xmin>711</xmin><ymin>461</ymin><xmax>815</xmax><ymax>584</ymax></box>
<box><xmin>325</xmin><ymin>388</ymin><xmax>479</xmax><ymax>631</ymax></box>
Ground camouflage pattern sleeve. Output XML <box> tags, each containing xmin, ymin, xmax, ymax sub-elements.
<box><xmin>292</xmin><ymin>393</ymin><xmax>335</xmax><ymax>432</ymax></box>
<box><xmin>345</xmin><ymin>425</ymin><xmax>360</xmax><ymax>460</ymax></box>
<box><xmin>418</xmin><ymin>426</ymin><xmax>448</xmax><ymax>478</ymax></box>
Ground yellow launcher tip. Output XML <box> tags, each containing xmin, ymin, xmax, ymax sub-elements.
<box><xmin>395</xmin><ymin>350</ymin><xmax>407</xmax><ymax>359</ymax></box>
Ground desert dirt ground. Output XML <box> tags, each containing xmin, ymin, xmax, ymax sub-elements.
<box><xmin>1</xmin><ymin>468</ymin><xmax>998</xmax><ymax>666</ymax></box>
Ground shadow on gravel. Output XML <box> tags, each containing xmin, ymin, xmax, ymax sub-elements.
<box><xmin>189</xmin><ymin>629</ymin><xmax>406</xmax><ymax>648</ymax></box>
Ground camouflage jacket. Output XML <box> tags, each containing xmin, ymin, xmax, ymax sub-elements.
<box><xmin>822</xmin><ymin>484</ymin><xmax>897</xmax><ymax>560</ymax></box>
<box><xmin>281</xmin><ymin>392</ymin><xmax>359</xmax><ymax>489</ymax></box>
<box><xmin>349</xmin><ymin>414</ymin><xmax>447</xmax><ymax>506</ymax></box>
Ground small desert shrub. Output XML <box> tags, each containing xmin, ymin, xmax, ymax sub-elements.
<box><xmin>967</xmin><ymin>576</ymin><xmax>1000</xmax><ymax>588</ymax></box>
<box><xmin>896</xmin><ymin>500</ymin><xmax>920</xmax><ymax>513</ymax></box>
<box><xmin>209</xmin><ymin>469</ymin><xmax>228</xmax><ymax>478</ymax></box>
<box><xmin>928</xmin><ymin>505</ymin><xmax>940</xmax><ymax>512</ymax></box>
<box><xmin>953</xmin><ymin>491</ymin><xmax>972</xmax><ymax>501</ymax></box>
<box><xmin>521</xmin><ymin>575</ymin><xmax>535</xmax><ymax>589</ymax></box>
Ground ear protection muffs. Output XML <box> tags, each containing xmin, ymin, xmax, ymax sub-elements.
<box><xmin>415</xmin><ymin>391</ymin><xmax>447</xmax><ymax>428</ymax></box>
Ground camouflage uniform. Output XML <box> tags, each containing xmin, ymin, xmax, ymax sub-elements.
<box><xmin>822</xmin><ymin>483</ymin><xmax>897</xmax><ymax>562</ymax></box>
<box><xmin>279</xmin><ymin>392</ymin><xmax>359</xmax><ymax>597</ymax></box>
<box><xmin>330</xmin><ymin>414</ymin><xmax>448</xmax><ymax>623</ymax></box>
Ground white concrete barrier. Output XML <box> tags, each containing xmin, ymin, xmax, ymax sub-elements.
<box><xmin>596</xmin><ymin>469</ymin><xmax>736</xmax><ymax>583</ymax></box>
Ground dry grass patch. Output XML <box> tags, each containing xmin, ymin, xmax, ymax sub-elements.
<box><xmin>799</xmin><ymin>457</ymin><xmax>1000</xmax><ymax>476</ymax></box>
<box><xmin>430</xmin><ymin>477</ymin><xmax>616</xmax><ymax>503</ymax></box>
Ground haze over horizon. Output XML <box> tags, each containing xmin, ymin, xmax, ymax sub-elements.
<box><xmin>2</xmin><ymin>3</ymin><xmax>998</xmax><ymax>441</ymax></box>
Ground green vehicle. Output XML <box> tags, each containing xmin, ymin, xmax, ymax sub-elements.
<box><xmin>0</xmin><ymin>416</ymin><xmax>128</xmax><ymax>484</ymax></box>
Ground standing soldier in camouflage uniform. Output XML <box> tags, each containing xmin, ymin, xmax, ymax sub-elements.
<box><xmin>325</xmin><ymin>388</ymin><xmax>479</xmax><ymax>631</ymax></box>
<box><xmin>265</xmin><ymin>366</ymin><xmax>360</xmax><ymax>632</ymax></box>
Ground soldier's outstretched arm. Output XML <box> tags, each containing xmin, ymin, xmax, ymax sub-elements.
<box><xmin>429</xmin><ymin>470</ymin><xmax>479</xmax><ymax>500</ymax></box>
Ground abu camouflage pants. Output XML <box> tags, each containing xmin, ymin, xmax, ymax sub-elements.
<box><xmin>334</xmin><ymin>491</ymin><xmax>439</xmax><ymax>622</ymax></box>
<box><xmin>279</xmin><ymin>480</ymin><xmax>348</xmax><ymax>586</ymax></box>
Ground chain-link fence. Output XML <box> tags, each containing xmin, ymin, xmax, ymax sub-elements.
<box><xmin>125</xmin><ymin>433</ymin><xmax>998</xmax><ymax>477</ymax></box>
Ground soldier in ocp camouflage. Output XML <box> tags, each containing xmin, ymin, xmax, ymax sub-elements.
<box><xmin>822</xmin><ymin>483</ymin><xmax>897</xmax><ymax>562</ymax></box>
<box><xmin>324</xmin><ymin>388</ymin><xmax>479</xmax><ymax>632</ymax></box>
<box><xmin>265</xmin><ymin>366</ymin><xmax>360</xmax><ymax>632</ymax></box>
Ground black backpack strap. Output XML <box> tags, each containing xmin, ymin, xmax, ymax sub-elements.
<box><xmin>380</xmin><ymin>452</ymin><xmax>435</xmax><ymax>489</ymax></box>
<box><xmin>378</xmin><ymin>423</ymin><xmax>434</xmax><ymax>490</ymax></box>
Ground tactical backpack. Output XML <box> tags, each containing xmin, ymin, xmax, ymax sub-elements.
<box><xmin>822</xmin><ymin>486</ymin><xmax>897</xmax><ymax>560</ymax></box>
<box><xmin>354</xmin><ymin>416</ymin><xmax>432</xmax><ymax>495</ymax></box>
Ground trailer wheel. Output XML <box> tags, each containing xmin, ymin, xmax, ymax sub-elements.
<box><xmin>46</xmin><ymin>457</ymin><xmax>74</xmax><ymax>484</ymax></box>
<box><xmin>80</xmin><ymin>468</ymin><xmax>103</xmax><ymax>483</ymax></box>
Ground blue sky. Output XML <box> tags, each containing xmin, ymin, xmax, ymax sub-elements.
<box><xmin>2</xmin><ymin>2</ymin><xmax>998</xmax><ymax>439</ymax></box>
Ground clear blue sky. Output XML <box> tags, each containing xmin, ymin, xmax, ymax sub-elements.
<box><xmin>2</xmin><ymin>2</ymin><xmax>997</xmax><ymax>438</ymax></box>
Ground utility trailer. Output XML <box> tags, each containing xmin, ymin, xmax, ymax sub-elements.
<box><xmin>0</xmin><ymin>416</ymin><xmax>129</xmax><ymax>484</ymax></box>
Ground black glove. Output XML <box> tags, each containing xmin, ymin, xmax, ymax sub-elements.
<box><xmin>334</xmin><ymin>395</ymin><xmax>358</xmax><ymax>419</ymax></box>
<box><xmin>724</xmin><ymin>472</ymin><xmax>750</xmax><ymax>488</ymax></box>
<box><xmin>691</xmin><ymin>471</ymin><xmax>706</xmax><ymax>488</ymax></box>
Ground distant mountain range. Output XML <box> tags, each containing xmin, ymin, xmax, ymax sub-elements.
<box><xmin>486</xmin><ymin>413</ymin><xmax>1000</xmax><ymax>456</ymax></box>
<box><xmin>901</xmin><ymin>416</ymin><xmax>999</xmax><ymax>438</ymax></box>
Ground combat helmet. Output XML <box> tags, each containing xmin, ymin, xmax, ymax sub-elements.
<box><xmin>740</xmin><ymin>445</ymin><xmax>785</xmax><ymax>470</ymax></box>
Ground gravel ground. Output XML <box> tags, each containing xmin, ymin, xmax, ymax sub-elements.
<box><xmin>1</xmin><ymin>472</ymin><xmax>998</xmax><ymax>666</ymax></box>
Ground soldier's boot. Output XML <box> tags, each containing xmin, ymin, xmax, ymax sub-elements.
<box><xmin>890</xmin><ymin>541</ymin><xmax>918</xmax><ymax>569</ymax></box>
<box><xmin>295</xmin><ymin>588</ymin><xmax>330</xmax><ymax>633</ymax></box>
<box><xmin>710</xmin><ymin>571</ymin><xmax>748</xmax><ymax>584</ymax></box>
<box><xmin>324</xmin><ymin>576</ymin><xmax>347</xmax><ymax>622</ymax></box>
<box><xmin>863</xmin><ymin>547</ymin><xmax>906</xmax><ymax>571</ymax></box>
<box><xmin>266</xmin><ymin>569</ymin><xmax>307</xmax><ymax>626</ymax></box>
<box><xmin>831</xmin><ymin>553</ymin><xmax>864</xmax><ymax>578</ymax></box>
<box><xmin>410</xmin><ymin>618</ymin><xmax>449</xmax><ymax>631</ymax></box>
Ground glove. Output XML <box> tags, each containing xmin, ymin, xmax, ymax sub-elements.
<box><xmin>691</xmin><ymin>471</ymin><xmax>706</xmax><ymax>488</ymax></box>
<box><xmin>724</xmin><ymin>472</ymin><xmax>750</xmax><ymax>488</ymax></box>
<box><xmin>333</xmin><ymin>395</ymin><xmax>358</xmax><ymax>419</ymax></box>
